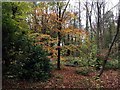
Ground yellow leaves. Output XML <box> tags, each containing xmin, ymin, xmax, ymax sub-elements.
<box><xmin>35</xmin><ymin>42</ymin><xmax>44</xmax><ymax>45</ymax></box>
<box><xmin>61</xmin><ymin>57</ymin><xmax>66</xmax><ymax>61</ymax></box>
<box><xmin>61</xmin><ymin>28</ymin><xmax>89</xmax><ymax>41</ymax></box>
<box><xmin>62</xmin><ymin>28</ymin><xmax>73</xmax><ymax>33</ymax></box>
<box><xmin>51</xmin><ymin>49</ymin><xmax>57</xmax><ymax>54</ymax></box>
<box><xmin>43</xmin><ymin>45</ymin><xmax>57</xmax><ymax>55</ymax></box>
<box><xmin>35</xmin><ymin>9</ymin><xmax>42</xmax><ymax>16</ymax></box>
<box><xmin>73</xmin><ymin>29</ymin><xmax>87</xmax><ymax>35</ymax></box>
<box><xmin>49</xmin><ymin>12</ymin><xmax>58</xmax><ymax>21</ymax></box>
<box><xmin>54</xmin><ymin>19</ymin><xmax>63</xmax><ymax>24</ymax></box>
<box><xmin>49</xmin><ymin>39</ymin><xmax>58</xmax><ymax>43</ymax></box>
<box><xmin>43</xmin><ymin>46</ymin><xmax>53</xmax><ymax>53</ymax></box>
<box><xmin>36</xmin><ymin>34</ymin><xmax>51</xmax><ymax>41</ymax></box>
<box><xmin>29</xmin><ymin>33</ymin><xmax>39</xmax><ymax>37</ymax></box>
<box><xmin>53</xmin><ymin>28</ymin><xmax>61</xmax><ymax>32</ymax></box>
<box><xmin>48</xmin><ymin>12</ymin><xmax>72</xmax><ymax>25</ymax></box>
<box><xmin>70</xmin><ymin>12</ymin><xmax>75</xmax><ymax>18</ymax></box>
<box><xmin>63</xmin><ymin>44</ymin><xmax>80</xmax><ymax>52</ymax></box>
<box><xmin>46</xmin><ymin>46</ymin><xmax>52</xmax><ymax>52</ymax></box>
<box><xmin>50</xmin><ymin>12</ymin><xmax>57</xmax><ymax>17</ymax></box>
<box><xmin>56</xmin><ymin>46</ymin><xmax>62</xmax><ymax>49</ymax></box>
<box><xmin>40</xmin><ymin>34</ymin><xmax>51</xmax><ymax>38</ymax></box>
<box><xmin>35</xmin><ymin>33</ymin><xmax>58</xmax><ymax>49</ymax></box>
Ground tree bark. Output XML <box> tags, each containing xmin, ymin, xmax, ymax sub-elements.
<box><xmin>78</xmin><ymin>1</ymin><xmax>81</xmax><ymax>28</ymax></box>
<box><xmin>85</xmin><ymin>2</ymin><xmax>89</xmax><ymax>31</ymax></box>
<box><xmin>57</xmin><ymin>0</ymin><xmax>70</xmax><ymax>70</ymax></box>
<box><xmin>57</xmin><ymin>31</ymin><xmax>61</xmax><ymax>70</ymax></box>
<box><xmin>98</xmin><ymin>11</ymin><xmax>120</xmax><ymax>77</ymax></box>
<box><xmin>57</xmin><ymin>2</ymin><xmax>61</xmax><ymax>70</ymax></box>
<box><xmin>96</xmin><ymin>2</ymin><xmax>101</xmax><ymax>68</ymax></box>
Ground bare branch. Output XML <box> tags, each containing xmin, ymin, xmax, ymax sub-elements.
<box><xmin>98</xmin><ymin>11</ymin><xmax>120</xmax><ymax>77</ymax></box>
<box><xmin>61</xmin><ymin>0</ymin><xmax>70</xmax><ymax>19</ymax></box>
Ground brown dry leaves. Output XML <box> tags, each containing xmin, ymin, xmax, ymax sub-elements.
<box><xmin>3</xmin><ymin>66</ymin><xmax>119</xmax><ymax>89</ymax></box>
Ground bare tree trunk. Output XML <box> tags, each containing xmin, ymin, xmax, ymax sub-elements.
<box><xmin>96</xmin><ymin>2</ymin><xmax>101</xmax><ymax>69</ymax></box>
<box><xmin>88</xmin><ymin>2</ymin><xmax>94</xmax><ymax>40</ymax></box>
<box><xmin>57</xmin><ymin>31</ymin><xmax>61</xmax><ymax>70</ymax></box>
<box><xmin>102</xmin><ymin>1</ymin><xmax>105</xmax><ymax>49</ymax></box>
<box><xmin>118</xmin><ymin>36</ymin><xmax>120</xmax><ymax>61</ymax></box>
<box><xmin>85</xmin><ymin>1</ymin><xmax>89</xmax><ymax>31</ymax></box>
<box><xmin>118</xmin><ymin>0</ymin><xmax>120</xmax><ymax>71</ymax></box>
<box><xmin>57</xmin><ymin>0</ymin><xmax>70</xmax><ymax>70</ymax></box>
<box><xmin>57</xmin><ymin>2</ymin><xmax>61</xmax><ymax>70</ymax></box>
<box><xmin>87</xmin><ymin>2</ymin><xmax>94</xmax><ymax>66</ymax></box>
<box><xmin>98</xmin><ymin>11</ymin><xmax>120</xmax><ymax>77</ymax></box>
<box><xmin>66</xmin><ymin>34</ymin><xmax>70</xmax><ymax>56</ymax></box>
<box><xmin>78</xmin><ymin>1</ymin><xmax>81</xmax><ymax>28</ymax></box>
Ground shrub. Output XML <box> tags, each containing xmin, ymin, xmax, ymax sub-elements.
<box><xmin>105</xmin><ymin>59</ymin><xmax>118</xmax><ymax>69</ymax></box>
<box><xmin>2</xmin><ymin>2</ymin><xmax>52</xmax><ymax>81</ymax></box>
<box><xmin>10</xmin><ymin>44</ymin><xmax>52</xmax><ymax>81</ymax></box>
<box><xmin>76</xmin><ymin>70</ymin><xmax>89</xmax><ymax>76</ymax></box>
<box><xmin>75</xmin><ymin>67</ymin><xmax>90</xmax><ymax>76</ymax></box>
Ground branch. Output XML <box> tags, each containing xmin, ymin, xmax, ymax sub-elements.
<box><xmin>98</xmin><ymin>11</ymin><xmax>120</xmax><ymax>77</ymax></box>
<box><xmin>61</xmin><ymin>0</ymin><xmax>70</xmax><ymax>19</ymax></box>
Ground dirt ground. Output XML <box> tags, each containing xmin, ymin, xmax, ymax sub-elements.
<box><xmin>3</xmin><ymin>66</ymin><xmax>119</xmax><ymax>89</ymax></box>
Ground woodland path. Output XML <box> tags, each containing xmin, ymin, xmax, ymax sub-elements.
<box><xmin>3</xmin><ymin>66</ymin><xmax>119</xmax><ymax>89</ymax></box>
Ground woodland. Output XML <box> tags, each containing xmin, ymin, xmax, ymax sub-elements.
<box><xmin>2</xmin><ymin>0</ymin><xmax>120</xmax><ymax>89</ymax></box>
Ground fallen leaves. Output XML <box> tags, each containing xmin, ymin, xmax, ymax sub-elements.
<box><xmin>3</xmin><ymin>66</ymin><xmax>119</xmax><ymax>89</ymax></box>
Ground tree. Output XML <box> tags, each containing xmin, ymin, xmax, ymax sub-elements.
<box><xmin>56</xmin><ymin>0</ymin><xmax>70</xmax><ymax>69</ymax></box>
<box><xmin>2</xmin><ymin>2</ymin><xmax>52</xmax><ymax>81</ymax></box>
<box><xmin>27</xmin><ymin>1</ymin><xmax>72</xmax><ymax>70</ymax></box>
<box><xmin>98</xmin><ymin>9</ymin><xmax>120</xmax><ymax>77</ymax></box>
<box><xmin>2</xmin><ymin>2</ymin><xmax>31</xmax><ymax>68</ymax></box>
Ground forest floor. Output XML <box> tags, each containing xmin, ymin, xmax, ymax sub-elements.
<box><xmin>3</xmin><ymin>66</ymin><xmax>119</xmax><ymax>89</ymax></box>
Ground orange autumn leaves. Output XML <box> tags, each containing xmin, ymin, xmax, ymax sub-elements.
<box><xmin>32</xmin><ymin>2</ymin><xmax>90</xmax><ymax>61</ymax></box>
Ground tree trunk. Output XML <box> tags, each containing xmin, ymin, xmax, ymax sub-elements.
<box><xmin>96</xmin><ymin>2</ymin><xmax>101</xmax><ymax>68</ymax></box>
<box><xmin>66</xmin><ymin>34</ymin><xmax>70</xmax><ymax>56</ymax></box>
<box><xmin>85</xmin><ymin>2</ymin><xmax>89</xmax><ymax>31</ymax></box>
<box><xmin>57</xmin><ymin>31</ymin><xmax>61</xmax><ymax>70</ymax></box>
<box><xmin>98</xmin><ymin>11</ymin><xmax>120</xmax><ymax>77</ymax></box>
<box><xmin>57</xmin><ymin>0</ymin><xmax>70</xmax><ymax>70</ymax></box>
<box><xmin>102</xmin><ymin>1</ymin><xmax>105</xmax><ymax>49</ymax></box>
<box><xmin>57</xmin><ymin>2</ymin><xmax>61</xmax><ymax>70</ymax></box>
<box><xmin>78</xmin><ymin>1</ymin><xmax>81</xmax><ymax>28</ymax></box>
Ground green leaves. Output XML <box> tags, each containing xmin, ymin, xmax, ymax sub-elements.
<box><xmin>2</xmin><ymin>2</ymin><xmax>52</xmax><ymax>81</ymax></box>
